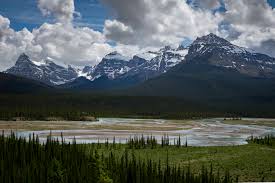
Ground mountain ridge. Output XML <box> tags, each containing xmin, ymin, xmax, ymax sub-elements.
<box><xmin>4</xmin><ymin>33</ymin><xmax>275</xmax><ymax>90</ymax></box>
<box><xmin>122</xmin><ymin>34</ymin><xmax>275</xmax><ymax>99</ymax></box>
<box><xmin>5</xmin><ymin>54</ymin><xmax>79</xmax><ymax>85</ymax></box>
<box><xmin>186</xmin><ymin>33</ymin><xmax>275</xmax><ymax>78</ymax></box>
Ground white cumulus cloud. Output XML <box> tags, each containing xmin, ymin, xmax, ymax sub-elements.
<box><xmin>223</xmin><ymin>0</ymin><xmax>275</xmax><ymax>57</ymax></box>
<box><xmin>102</xmin><ymin>0</ymin><xmax>222</xmax><ymax>47</ymax></box>
<box><xmin>0</xmin><ymin>14</ymin><xmax>114</xmax><ymax>70</ymax></box>
<box><xmin>38</xmin><ymin>0</ymin><xmax>75</xmax><ymax>24</ymax></box>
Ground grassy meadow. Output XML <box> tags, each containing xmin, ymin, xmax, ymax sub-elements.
<box><xmin>91</xmin><ymin>141</ymin><xmax>275</xmax><ymax>182</ymax></box>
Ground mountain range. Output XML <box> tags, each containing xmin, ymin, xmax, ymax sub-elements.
<box><xmin>3</xmin><ymin>33</ymin><xmax>275</xmax><ymax>96</ymax></box>
<box><xmin>5</xmin><ymin>45</ymin><xmax>188</xmax><ymax>87</ymax></box>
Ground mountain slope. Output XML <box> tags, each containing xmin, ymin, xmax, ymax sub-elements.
<box><xmin>120</xmin><ymin>46</ymin><xmax>188</xmax><ymax>81</ymax></box>
<box><xmin>65</xmin><ymin>46</ymin><xmax>188</xmax><ymax>90</ymax></box>
<box><xmin>0</xmin><ymin>72</ymin><xmax>52</xmax><ymax>93</ymax></box>
<box><xmin>67</xmin><ymin>34</ymin><xmax>275</xmax><ymax>92</ymax></box>
<box><xmin>5</xmin><ymin>46</ymin><xmax>187</xmax><ymax>89</ymax></box>
<box><xmin>129</xmin><ymin>63</ymin><xmax>275</xmax><ymax>99</ymax></box>
<box><xmin>82</xmin><ymin>47</ymin><xmax>187</xmax><ymax>82</ymax></box>
<box><xmin>82</xmin><ymin>52</ymin><xmax>138</xmax><ymax>80</ymax></box>
<box><xmin>5</xmin><ymin>53</ymin><xmax>78</xmax><ymax>85</ymax></box>
<box><xmin>186</xmin><ymin>33</ymin><xmax>275</xmax><ymax>78</ymax></box>
<box><xmin>126</xmin><ymin>34</ymin><xmax>275</xmax><ymax>101</ymax></box>
<box><xmin>5</xmin><ymin>34</ymin><xmax>275</xmax><ymax>93</ymax></box>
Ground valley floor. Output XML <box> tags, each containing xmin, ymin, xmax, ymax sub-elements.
<box><xmin>1</xmin><ymin>118</ymin><xmax>275</xmax><ymax>182</ymax></box>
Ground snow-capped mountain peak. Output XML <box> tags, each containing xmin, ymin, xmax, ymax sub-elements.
<box><xmin>191</xmin><ymin>33</ymin><xmax>255</xmax><ymax>55</ymax></box>
<box><xmin>8</xmin><ymin>34</ymin><xmax>274</xmax><ymax>87</ymax></box>
<box><xmin>6</xmin><ymin>53</ymin><xmax>78</xmax><ymax>85</ymax></box>
<box><xmin>81</xmin><ymin>45</ymin><xmax>188</xmax><ymax>81</ymax></box>
<box><xmin>15</xmin><ymin>53</ymin><xmax>32</xmax><ymax>64</ymax></box>
<box><xmin>186</xmin><ymin>33</ymin><xmax>275</xmax><ymax>78</ymax></box>
<box><xmin>193</xmin><ymin>33</ymin><xmax>229</xmax><ymax>45</ymax></box>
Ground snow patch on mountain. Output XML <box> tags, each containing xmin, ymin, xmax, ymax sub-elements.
<box><xmin>77</xmin><ymin>69</ymin><xmax>93</xmax><ymax>80</ymax></box>
<box><xmin>136</xmin><ymin>52</ymin><xmax>159</xmax><ymax>61</ymax></box>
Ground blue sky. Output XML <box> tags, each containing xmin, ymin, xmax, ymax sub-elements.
<box><xmin>268</xmin><ymin>0</ymin><xmax>275</xmax><ymax>7</ymax></box>
<box><xmin>0</xmin><ymin>0</ymin><xmax>109</xmax><ymax>31</ymax></box>
<box><xmin>1</xmin><ymin>0</ymin><xmax>275</xmax><ymax>32</ymax></box>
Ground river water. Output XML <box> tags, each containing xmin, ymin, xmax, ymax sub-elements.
<box><xmin>1</xmin><ymin>118</ymin><xmax>275</xmax><ymax>146</ymax></box>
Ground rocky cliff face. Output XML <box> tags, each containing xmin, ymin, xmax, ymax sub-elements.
<box><xmin>6</xmin><ymin>53</ymin><xmax>78</xmax><ymax>85</ymax></box>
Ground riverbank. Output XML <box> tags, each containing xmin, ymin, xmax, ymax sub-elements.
<box><xmin>1</xmin><ymin>118</ymin><xmax>275</xmax><ymax>146</ymax></box>
<box><xmin>2</xmin><ymin>116</ymin><xmax>98</xmax><ymax>122</ymax></box>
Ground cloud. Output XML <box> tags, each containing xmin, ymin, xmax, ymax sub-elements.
<box><xmin>102</xmin><ymin>0</ymin><xmax>275</xmax><ymax>58</ymax></box>
<box><xmin>0</xmin><ymin>14</ymin><xmax>146</xmax><ymax>71</ymax></box>
<box><xmin>102</xmin><ymin>0</ymin><xmax>222</xmax><ymax>47</ymax></box>
<box><xmin>253</xmin><ymin>39</ymin><xmax>275</xmax><ymax>57</ymax></box>
<box><xmin>0</xmin><ymin>15</ymin><xmax>35</xmax><ymax>70</ymax></box>
<box><xmin>223</xmin><ymin>0</ymin><xmax>275</xmax><ymax>57</ymax></box>
<box><xmin>30</xmin><ymin>23</ymin><xmax>113</xmax><ymax>66</ymax></box>
<box><xmin>0</xmin><ymin>15</ymin><xmax>12</xmax><ymax>39</ymax></box>
<box><xmin>224</xmin><ymin>0</ymin><xmax>275</xmax><ymax>28</ymax></box>
<box><xmin>38</xmin><ymin>0</ymin><xmax>75</xmax><ymax>23</ymax></box>
<box><xmin>1</xmin><ymin>0</ymin><xmax>181</xmax><ymax>71</ymax></box>
<box><xmin>0</xmin><ymin>13</ymin><xmax>115</xmax><ymax>70</ymax></box>
<box><xmin>0</xmin><ymin>0</ymin><xmax>157</xmax><ymax>71</ymax></box>
<box><xmin>0</xmin><ymin>15</ymin><xmax>10</xmax><ymax>31</ymax></box>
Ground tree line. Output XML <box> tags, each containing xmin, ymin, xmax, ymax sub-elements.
<box><xmin>125</xmin><ymin>135</ymin><xmax>187</xmax><ymax>149</ymax></box>
<box><xmin>0</xmin><ymin>133</ymin><xmax>233</xmax><ymax>183</ymax></box>
<box><xmin>1</xmin><ymin>93</ymin><xmax>266</xmax><ymax>121</ymax></box>
<box><xmin>248</xmin><ymin>135</ymin><xmax>274</xmax><ymax>146</ymax></box>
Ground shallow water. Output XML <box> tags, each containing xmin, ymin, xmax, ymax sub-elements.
<box><xmin>1</xmin><ymin>118</ymin><xmax>275</xmax><ymax>146</ymax></box>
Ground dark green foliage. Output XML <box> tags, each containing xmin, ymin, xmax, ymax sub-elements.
<box><xmin>0</xmin><ymin>73</ymin><xmax>52</xmax><ymax>94</ymax></box>
<box><xmin>102</xmin><ymin>149</ymin><xmax>232</xmax><ymax>183</ymax></box>
<box><xmin>126</xmin><ymin>135</ymin><xmax>187</xmax><ymax>149</ymax></box>
<box><xmin>248</xmin><ymin>135</ymin><xmax>275</xmax><ymax>146</ymax></box>
<box><xmin>3</xmin><ymin>64</ymin><xmax>275</xmax><ymax>119</ymax></box>
<box><xmin>0</xmin><ymin>133</ymin><xmax>233</xmax><ymax>183</ymax></box>
<box><xmin>0</xmin><ymin>93</ymin><xmax>229</xmax><ymax>121</ymax></box>
<box><xmin>1</xmin><ymin>91</ymin><xmax>275</xmax><ymax>120</ymax></box>
<box><xmin>0</xmin><ymin>133</ymin><xmax>102</xmax><ymax>183</ymax></box>
<box><xmin>127</xmin><ymin>63</ymin><xmax>275</xmax><ymax>117</ymax></box>
<box><xmin>2</xmin><ymin>62</ymin><xmax>275</xmax><ymax>119</ymax></box>
<box><xmin>161</xmin><ymin>134</ymin><xmax>171</xmax><ymax>147</ymax></box>
<box><xmin>127</xmin><ymin>135</ymin><xmax>158</xmax><ymax>149</ymax></box>
<box><xmin>129</xmin><ymin>63</ymin><xmax>275</xmax><ymax>99</ymax></box>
